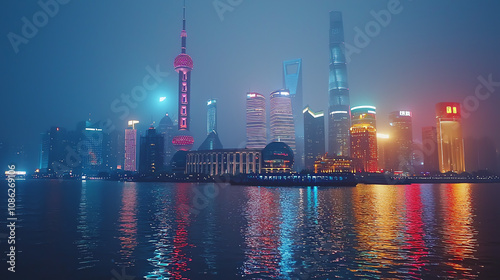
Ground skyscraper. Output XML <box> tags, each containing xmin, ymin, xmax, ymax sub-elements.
<box><xmin>246</xmin><ymin>92</ymin><xmax>267</xmax><ymax>149</ymax></box>
<box><xmin>172</xmin><ymin>1</ymin><xmax>194</xmax><ymax>151</ymax></box>
<box><xmin>422</xmin><ymin>126</ymin><xmax>439</xmax><ymax>172</ymax></box>
<box><xmin>283</xmin><ymin>59</ymin><xmax>304</xmax><ymax>169</ymax></box>
<box><xmin>270</xmin><ymin>90</ymin><xmax>296</xmax><ymax>154</ymax></box>
<box><xmin>436</xmin><ymin>102</ymin><xmax>465</xmax><ymax>173</ymax></box>
<box><xmin>139</xmin><ymin>126</ymin><xmax>164</xmax><ymax>175</ymax></box>
<box><xmin>158</xmin><ymin>114</ymin><xmax>175</xmax><ymax>167</ymax></box>
<box><xmin>207</xmin><ymin>99</ymin><xmax>217</xmax><ymax>135</ymax></box>
<box><xmin>303</xmin><ymin>106</ymin><xmax>325</xmax><ymax>171</ymax></box>
<box><xmin>328</xmin><ymin>11</ymin><xmax>351</xmax><ymax>157</ymax></box>
<box><xmin>124</xmin><ymin>120</ymin><xmax>139</xmax><ymax>172</ymax></box>
<box><xmin>80</xmin><ymin>121</ymin><xmax>103</xmax><ymax>173</ymax></box>
<box><xmin>350</xmin><ymin>106</ymin><xmax>377</xmax><ymax>172</ymax></box>
<box><xmin>386</xmin><ymin>111</ymin><xmax>413</xmax><ymax>172</ymax></box>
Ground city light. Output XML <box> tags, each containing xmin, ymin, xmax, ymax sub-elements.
<box><xmin>159</xmin><ymin>96</ymin><xmax>166</xmax><ymax>102</ymax></box>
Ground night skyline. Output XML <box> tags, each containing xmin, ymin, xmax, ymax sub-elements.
<box><xmin>2</xmin><ymin>0</ymin><xmax>500</xmax><ymax>171</ymax></box>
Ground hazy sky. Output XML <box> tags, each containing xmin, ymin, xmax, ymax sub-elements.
<box><xmin>2</xmin><ymin>0</ymin><xmax>500</xmax><ymax>170</ymax></box>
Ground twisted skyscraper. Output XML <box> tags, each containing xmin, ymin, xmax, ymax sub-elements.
<box><xmin>328</xmin><ymin>11</ymin><xmax>351</xmax><ymax>156</ymax></box>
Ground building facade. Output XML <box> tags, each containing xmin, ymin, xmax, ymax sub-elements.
<box><xmin>207</xmin><ymin>99</ymin><xmax>217</xmax><ymax>135</ymax></box>
<box><xmin>314</xmin><ymin>155</ymin><xmax>354</xmax><ymax>173</ymax></box>
<box><xmin>158</xmin><ymin>114</ymin><xmax>175</xmax><ymax>167</ymax></box>
<box><xmin>422</xmin><ymin>126</ymin><xmax>439</xmax><ymax>172</ymax></box>
<box><xmin>186</xmin><ymin>149</ymin><xmax>261</xmax><ymax>176</ymax></box>
<box><xmin>436</xmin><ymin>102</ymin><xmax>465</xmax><ymax>173</ymax></box>
<box><xmin>124</xmin><ymin>120</ymin><xmax>139</xmax><ymax>172</ymax></box>
<box><xmin>350</xmin><ymin>106</ymin><xmax>378</xmax><ymax>173</ymax></box>
<box><xmin>328</xmin><ymin>11</ymin><xmax>351</xmax><ymax>157</ymax></box>
<box><xmin>303</xmin><ymin>106</ymin><xmax>325</xmax><ymax>171</ymax></box>
<box><xmin>246</xmin><ymin>92</ymin><xmax>267</xmax><ymax>149</ymax></box>
<box><xmin>139</xmin><ymin>126</ymin><xmax>164</xmax><ymax>175</ymax></box>
<box><xmin>270</xmin><ymin>90</ymin><xmax>296</xmax><ymax>154</ymax></box>
<box><xmin>387</xmin><ymin>110</ymin><xmax>413</xmax><ymax>172</ymax></box>
<box><xmin>261</xmin><ymin>142</ymin><xmax>294</xmax><ymax>173</ymax></box>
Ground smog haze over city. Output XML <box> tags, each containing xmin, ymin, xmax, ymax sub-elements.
<box><xmin>1</xmin><ymin>0</ymin><xmax>500</xmax><ymax>171</ymax></box>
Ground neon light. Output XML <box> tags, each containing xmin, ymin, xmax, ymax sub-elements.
<box><xmin>367</xmin><ymin>110</ymin><xmax>376</xmax><ymax>114</ymax></box>
<box><xmin>453</xmin><ymin>107</ymin><xmax>457</xmax><ymax>114</ymax></box>
<box><xmin>351</xmin><ymin>105</ymin><xmax>376</xmax><ymax>111</ymax></box>
<box><xmin>446</xmin><ymin>106</ymin><xmax>452</xmax><ymax>113</ymax></box>
<box><xmin>331</xmin><ymin>111</ymin><xmax>348</xmax><ymax>114</ymax></box>
<box><xmin>85</xmin><ymin>128</ymin><xmax>103</xmax><ymax>131</ymax></box>
<box><xmin>399</xmin><ymin>110</ymin><xmax>411</xmax><ymax>116</ymax></box>
<box><xmin>159</xmin><ymin>97</ymin><xmax>166</xmax><ymax>102</ymax></box>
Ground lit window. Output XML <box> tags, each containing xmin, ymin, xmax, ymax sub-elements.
<box><xmin>182</xmin><ymin>82</ymin><xmax>187</xmax><ymax>92</ymax></box>
<box><xmin>453</xmin><ymin>107</ymin><xmax>457</xmax><ymax>114</ymax></box>
<box><xmin>180</xmin><ymin>118</ymin><xmax>187</xmax><ymax>128</ymax></box>
<box><xmin>446</xmin><ymin>106</ymin><xmax>452</xmax><ymax>113</ymax></box>
<box><xmin>181</xmin><ymin>106</ymin><xmax>187</xmax><ymax>116</ymax></box>
<box><xmin>181</xmin><ymin>94</ymin><xmax>188</xmax><ymax>104</ymax></box>
<box><xmin>182</xmin><ymin>73</ymin><xmax>187</xmax><ymax>81</ymax></box>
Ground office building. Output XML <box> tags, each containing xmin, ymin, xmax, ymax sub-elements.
<box><xmin>350</xmin><ymin>106</ymin><xmax>378</xmax><ymax>172</ymax></box>
<box><xmin>158</xmin><ymin>114</ymin><xmax>175</xmax><ymax>167</ymax></box>
<box><xmin>303</xmin><ymin>106</ymin><xmax>325</xmax><ymax>171</ymax></box>
<box><xmin>261</xmin><ymin>142</ymin><xmax>294</xmax><ymax>173</ymax></box>
<box><xmin>314</xmin><ymin>155</ymin><xmax>354</xmax><ymax>173</ymax></box>
<box><xmin>186</xmin><ymin>148</ymin><xmax>261</xmax><ymax>176</ymax></box>
<box><xmin>436</xmin><ymin>103</ymin><xmax>465</xmax><ymax>173</ymax></box>
<box><xmin>207</xmin><ymin>99</ymin><xmax>217</xmax><ymax>135</ymax></box>
<box><xmin>422</xmin><ymin>126</ymin><xmax>439</xmax><ymax>172</ymax></box>
<box><xmin>124</xmin><ymin>120</ymin><xmax>139</xmax><ymax>172</ymax></box>
<box><xmin>270</xmin><ymin>90</ymin><xmax>296</xmax><ymax>154</ymax></box>
<box><xmin>386</xmin><ymin>110</ymin><xmax>413</xmax><ymax>172</ymax></box>
<box><xmin>246</xmin><ymin>92</ymin><xmax>267</xmax><ymax>149</ymax></box>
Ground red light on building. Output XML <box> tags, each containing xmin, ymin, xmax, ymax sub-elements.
<box><xmin>436</xmin><ymin>102</ymin><xmax>461</xmax><ymax>119</ymax></box>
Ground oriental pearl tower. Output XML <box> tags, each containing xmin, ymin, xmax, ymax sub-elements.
<box><xmin>172</xmin><ymin>0</ymin><xmax>195</xmax><ymax>151</ymax></box>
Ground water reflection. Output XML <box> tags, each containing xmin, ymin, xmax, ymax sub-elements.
<box><xmin>75</xmin><ymin>181</ymin><xmax>101</xmax><ymax>270</ymax></box>
<box><xmin>241</xmin><ymin>187</ymin><xmax>282</xmax><ymax>278</ymax></box>
<box><xmin>145</xmin><ymin>183</ymin><xmax>193</xmax><ymax>279</ymax></box>
<box><xmin>116</xmin><ymin>183</ymin><xmax>138</xmax><ymax>267</ymax></box>
<box><xmin>440</xmin><ymin>184</ymin><xmax>478</xmax><ymax>278</ymax></box>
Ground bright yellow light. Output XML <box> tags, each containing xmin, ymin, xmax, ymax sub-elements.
<box><xmin>377</xmin><ymin>133</ymin><xmax>389</xmax><ymax>139</ymax></box>
<box><xmin>453</xmin><ymin>107</ymin><xmax>457</xmax><ymax>114</ymax></box>
<box><xmin>447</xmin><ymin>106</ymin><xmax>452</xmax><ymax>113</ymax></box>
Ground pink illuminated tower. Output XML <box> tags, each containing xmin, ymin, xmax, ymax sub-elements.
<box><xmin>172</xmin><ymin>0</ymin><xmax>195</xmax><ymax>151</ymax></box>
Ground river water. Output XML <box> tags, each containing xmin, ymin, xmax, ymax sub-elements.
<box><xmin>1</xmin><ymin>180</ymin><xmax>499</xmax><ymax>279</ymax></box>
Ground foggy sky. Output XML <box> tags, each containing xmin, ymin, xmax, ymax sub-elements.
<box><xmin>2</xmin><ymin>0</ymin><xmax>500</xmax><ymax>170</ymax></box>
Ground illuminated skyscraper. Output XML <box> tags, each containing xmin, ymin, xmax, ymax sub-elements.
<box><xmin>207</xmin><ymin>99</ymin><xmax>217</xmax><ymax>135</ymax></box>
<box><xmin>80</xmin><ymin>121</ymin><xmax>103</xmax><ymax>173</ymax></box>
<box><xmin>422</xmin><ymin>126</ymin><xmax>439</xmax><ymax>172</ymax></box>
<box><xmin>303</xmin><ymin>106</ymin><xmax>325</xmax><ymax>171</ymax></box>
<box><xmin>283</xmin><ymin>59</ymin><xmax>304</xmax><ymax>169</ymax></box>
<box><xmin>246</xmin><ymin>92</ymin><xmax>267</xmax><ymax>149</ymax></box>
<box><xmin>270</xmin><ymin>90</ymin><xmax>296</xmax><ymax>154</ymax></box>
<box><xmin>172</xmin><ymin>1</ymin><xmax>194</xmax><ymax>151</ymax></box>
<box><xmin>328</xmin><ymin>11</ymin><xmax>351</xmax><ymax>156</ymax></box>
<box><xmin>350</xmin><ymin>106</ymin><xmax>377</xmax><ymax>172</ymax></box>
<box><xmin>124</xmin><ymin>120</ymin><xmax>139</xmax><ymax>172</ymax></box>
<box><xmin>436</xmin><ymin>102</ymin><xmax>465</xmax><ymax>173</ymax></box>
<box><xmin>387</xmin><ymin>111</ymin><xmax>413</xmax><ymax>172</ymax></box>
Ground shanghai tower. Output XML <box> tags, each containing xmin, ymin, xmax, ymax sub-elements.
<box><xmin>328</xmin><ymin>11</ymin><xmax>351</xmax><ymax>156</ymax></box>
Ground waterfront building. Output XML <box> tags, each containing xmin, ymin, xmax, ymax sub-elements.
<box><xmin>270</xmin><ymin>90</ymin><xmax>296</xmax><ymax>154</ymax></box>
<box><xmin>80</xmin><ymin>121</ymin><xmax>103</xmax><ymax>173</ymax></box>
<box><xmin>261</xmin><ymin>142</ymin><xmax>294</xmax><ymax>173</ymax></box>
<box><xmin>328</xmin><ymin>11</ymin><xmax>351</xmax><ymax>157</ymax></box>
<box><xmin>436</xmin><ymin>102</ymin><xmax>465</xmax><ymax>173</ymax></box>
<box><xmin>246</xmin><ymin>92</ymin><xmax>267</xmax><ymax>149</ymax></box>
<box><xmin>303</xmin><ymin>106</ymin><xmax>325</xmax><ymax>171</ymax></box>
<box><xmin>314</xmin><ymin>155</ymin><xmax>354</xmax><ymax>173</ymax></box>
<box><xmin>186</xmin><ymin>148</ymin><xmax>261</xmax><ymax>176</ymax></box>
<box><xmin>198</xmin><ymin>131</ymin><xmax>223</xmax><ymax>151</ymax></box>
